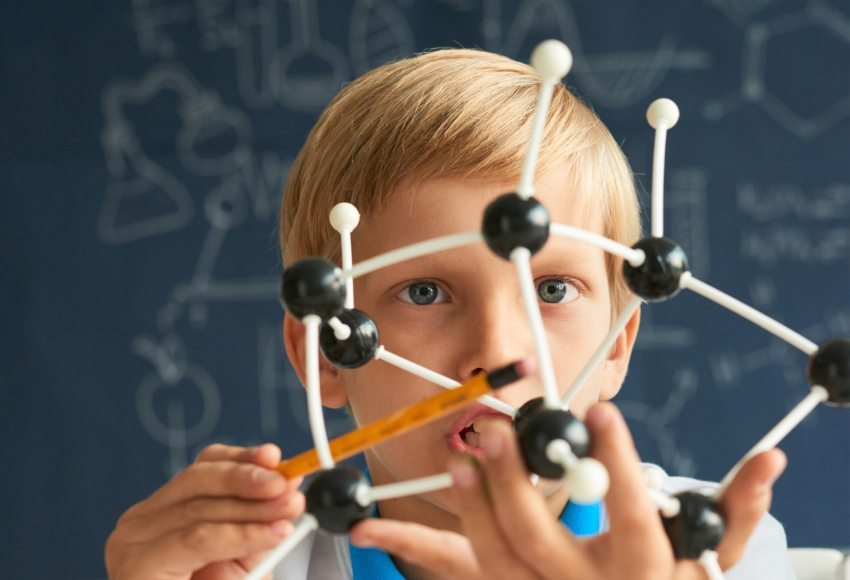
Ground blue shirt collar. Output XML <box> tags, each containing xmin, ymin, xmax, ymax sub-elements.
<box><xmin>349</xmin><ymin>499</ymin><xmax>602</xmax><ymax>579</ymax></box>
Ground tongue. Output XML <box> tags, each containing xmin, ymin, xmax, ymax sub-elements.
<box><xmin>461</xmin><ymin>417</ymin><xmax>501</xmax><ymax>448</ymax></box>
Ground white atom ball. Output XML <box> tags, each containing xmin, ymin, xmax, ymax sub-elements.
<box><xmin>530</xmin><ymin>40</ymin><xmax>573</xmax><ymax>80</ymax></box>
<box><xmin>646</xmin><ymin>98</ymin><xmax>680</xmax><ymax>129</ymax></box>
<box><xmin>329</xmin><ymin>202</ymin><xmax>361</xmax><ymax>232</ymax></box>
<box><xmin>567</xmin><ymin>457</ymin><xmax>609</xmax><ymax>503</ymax></box>
<box><xmin>641</xmin><ymin>464</ymin><xmax>666</xmax><ymax>491</ymax></box>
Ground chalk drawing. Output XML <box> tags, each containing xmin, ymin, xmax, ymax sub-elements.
<box><xmin>273</xmin><ymin>0</ymin><xmax>349</xmax><ymax>111</ymax></box>
<box><xmin>620</xmin><ymin>367</ymin><xmax>699</xmax><ymax>477</ymax></box>
<box><xmin>349</xmin><ymin>0</ymin><xmax>415</xmax><ymax>74</ymax></box>
<box><xmin>704</xmin><ymin>2</ymin><xmax>850</xmax><ymax>138</ymax></box>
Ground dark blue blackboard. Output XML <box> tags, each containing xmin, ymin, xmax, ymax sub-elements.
<box><xmin>2</xmin><ymin>1</ymin><xmax>849</xmax><ymax>577</ymax></box>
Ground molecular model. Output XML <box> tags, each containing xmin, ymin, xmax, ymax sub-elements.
<box><xmin>246</xmin><ymin>40</ymin><xmax>850</xmax><ymax>580</ymax></box>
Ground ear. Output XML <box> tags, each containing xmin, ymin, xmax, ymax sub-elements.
<box><xmin>598</xmin><ymin>305</ymin><xmax>641</xmax><ymax>401</ymax></box>
<box><xmin>283</xmin><ymin>313</ymin><xmax>350</xmax><ymax>408</ymax></box>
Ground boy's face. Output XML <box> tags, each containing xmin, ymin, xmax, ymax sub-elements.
<box><xmin>286</xmin><ymin>165</ymin><xmax>639</xmax><ymax>521</ymax></box>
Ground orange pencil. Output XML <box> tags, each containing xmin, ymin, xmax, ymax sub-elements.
<box><xmin>276</xmin><ymin>358</ymin><xmax>534</xmax><ymax>479</ymax></box>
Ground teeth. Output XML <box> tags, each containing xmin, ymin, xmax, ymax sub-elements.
<box><xmin>465</xmin><ymin>432</ymin><xmax>481</xmax><ymax>448</ymax></box>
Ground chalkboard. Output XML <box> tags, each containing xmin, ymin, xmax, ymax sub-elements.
<box><xmin>2</xmin><ymin>1</ymin><xmax>849</xmax><ymax>577</ymax></box>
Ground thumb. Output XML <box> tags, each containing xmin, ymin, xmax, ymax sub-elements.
<box><xmin>716</xmin><ymin>449</ymin><xmax>787</xmax><ymax>569</ymax></box>
<box><xmin>351</xmin><ymin>518</ymin><xmax>482</xmax><ymax>579</ymax></box>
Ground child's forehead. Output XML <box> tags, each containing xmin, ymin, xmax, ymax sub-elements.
<box><xmin>352</xmin><ymin>170</ymin><xmax>603</xmax><ymax>259</ymax></box>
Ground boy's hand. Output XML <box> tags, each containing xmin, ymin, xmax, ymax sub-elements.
<box><xmin>351</xmin><ymin>403</ymin><xmax>786</xmax><ymax>579</ymax></box>
<box><xmin>105</xmin><ymin>443</ymin><xmax>305</xmax><ymax>580</ymax></box>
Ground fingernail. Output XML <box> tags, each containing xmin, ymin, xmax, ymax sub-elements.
<box><xmin>481</xmin><ymin>428</ymin><xmax>503</xmax><ymax>458</ymax></box>
<box><xmin>449</xmin><ymin>459</ymin><xmax>479</xmax><ymax>489</ymax></box>
<box><xmin>271</xmin><ymin>520</ymin><xmax>292</xmax><ymax>536</ymax></box>
<box><xmin>585</xmin><ymin>405</ymin><xmax>611</xmax><ymax>431</ymax></box>
<box><xmin>254</xmin><ymin>468</ymin><xmax>283</xmax><ymax>484</ymax></box>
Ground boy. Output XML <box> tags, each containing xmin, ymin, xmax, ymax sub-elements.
<box><xmin>105</xmin><ymin>48</ymin><xmax>793</xmax><ymax>579</ymax></box>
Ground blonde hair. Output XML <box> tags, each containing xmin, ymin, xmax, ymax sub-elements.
<box><xmin>280</xmin><ymin>48</ymin><xmax>642</xmax><ymax>318</ymax></box>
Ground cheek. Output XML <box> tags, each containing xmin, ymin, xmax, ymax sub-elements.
<box><xmin>342</xmin><ymin>350</ymin><xmax>457</xmax><ymax>432</ymax></box>
<box><xmin>564</xmin><ymin>383</ymin><xmax>603</xmax><ymax>419</ymax></box>
<box><xmin>548</xmin><ymin>316</ymin><xmax>612</xmax><ymax>415</ymax></box>
<box><xmin>344</xmin><ymin>367</ymin><xmax>457</xmax><ymax>506</ymax></box>
<box><xmin>343</xmin><ymin>364</ymin><xmax>409</xmax><ymax>425</ymax></box>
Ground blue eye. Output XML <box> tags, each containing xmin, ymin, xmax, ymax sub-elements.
<box><xmin>399</xmin><ymin>281</ymin><xmax>447</xmax><ymax>305</ymax></box>
<box><xmin>537</xmin><ymin>278</ymin><xmax>579</xmax><ymax>304</ymax></box>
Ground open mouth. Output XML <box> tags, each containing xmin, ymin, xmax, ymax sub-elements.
<box><xmin>446</xmin><ymin>404</ymin><xmax>513</xmax><ymax>460</ymax></box>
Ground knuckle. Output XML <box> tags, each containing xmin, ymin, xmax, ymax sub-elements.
<box><xmin>172</xmin><ymin>463</ymin><xmax>197</xmax><ymax>486</ymax></box>
<box><xmin>195</xmin><ymin>443</ymin><xmax>221</xmax><ymax>463</ymax></box>
<box><xmin>239</xmin><ymin>523</ymin><xmax>272</xmax><ymax>548</ymax></box>
<box><xmin>104</xmin><ymin>528</ymin><xmax>124</xmax><ymax>564</ymax></box>
<box><xmin>265</xmin><ymin>497</ymin><xmax>289</xmax><ymax>520</ymax></box>
<box><xmin>232</xmin><ymin>463</ymin><xmax>255</xmax><ymax>489</ymax></box>
<box><xmin>167</xmin><ymin>467</ymin><xmax>200</xmax><ymax>497</ymax></box>
<box><xmin>182</xmin><ymin>523</ymin><xmax>216</xmax><ymax>553</ymax></box>
<box><xmin>104</xmin><ymin>529</ymin><xmax>142</xmax><ymax>578</ymax></box>
<box><xmin>195</xmin><ymin>443</ymin><xmax>226</xmax><ymax>462</ymax></box>
<box><xmin>116</xmin><ymin>501</ymin><xmax>144</xmax><ymax>525</ymax></box>
<box><xmin>183</xmin><ymin>497</ymin><xmax>208</xmax><ymax>522</ymax></box>
<box><xmin>279</xmin><ymin>492</ymin><xmax>306</xmax><ymax>518</ymax></box>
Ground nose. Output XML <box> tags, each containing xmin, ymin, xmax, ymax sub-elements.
<box><xmin>454</xmin><ymin>293</ymin><xmax>537</xmax><ymax>404</ymax></box>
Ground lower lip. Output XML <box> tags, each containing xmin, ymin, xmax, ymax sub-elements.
<box><xmin>445</xmin><ymin>416</ymin><xmax>513</xmax><ymax>461</ymax></box>
<box><xmin>446</xmin><ymin>430</ymin><xmax>488</xmax><ymax>461</ymax></box>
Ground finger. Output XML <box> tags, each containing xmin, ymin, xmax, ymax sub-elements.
<box><xmin>585</xmin><ymin>403</ymin><xmax>665</xmax><ymax>542</ymax></box>
<box><xmin>716</xmin><ymin>449</ymin><xmax>786</xmax><ymax>569</ymax></box>
<box><xmin>192</xmin><ymin>557</ymin><xmax>275</xmax><ymax>580</ymax></box>
<box><xmin>194</xmin><ymin>444</ymin><xmax>298</xmax><ymax>489</ymax></box>
<box><xmin>141</xmin><ymin>519</ymin><xmax>296</xmax><ymax>576</ymax></box>
<box><xmin>351</xmin><ymin>518</ymin><xmax>482</xmax><ymax>579</ymax></box>
<box><xmin>235</xmin><ymin>551</ymin><xmax>277</xmax><ymax>580</ymax></box>
<box><xmin>146</xmin><ymin>461</ymin><xmax>290</xmax><ymax>510</ymax></box>
<box><xmin>673</xmin><ymin>560</ymin><xmax>716</xmax><ymax>580</ymax></box>
<box><xmin>121</xmin><ymin>492</ymin><xmax>307</xmax><ymax>542</ymax></box>
<box><xmin>195</xmin><ymin>443</ymin><xmax>282</xmax><ymax>468</ymax></box>
<box><xmin>253</xmin><ymin>444</ymin><xmax>283</xmax><ymax>468</ymax></box>
<box><xmin>448</xmin><ymin>458</ymin><xmax>540</xmax><ymax>580</ymax></box>
<box><xmin>477</xmin><ymin>420</ymin><xmax>584</xmax><ymax>577</ymax></box>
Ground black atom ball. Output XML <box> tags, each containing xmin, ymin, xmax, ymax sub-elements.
<box><xmin>320</xmin><ymin>309</ymin><xmax>380</xmax><ymax>369</ymax></box>
<box><xmin>305</xmin><ymin>467</ymin><xmax>372</xmax><ymax>534</ymax></box>
<box><xmin>623</xmin><ymin>237</ymin><xmax>689</xmax><ymax>302</ymax></box>
<box><xmin>517</xmin><ymin>408</ymin><xmax>590</xmax><ymax>479</ymax></box>
<box><xmin>513</xmin><ymin>397</ymin><xmax>545</xmax><ymax>433</ymax></box>
<box><xmin>662</xmin><ymin>491</ymin><xmax>725</xmax><ymax>560</ymax></box>
<box><xmin>482</xmin><ymin>193</ymin><xmax>550</xmax><ymax>260</ymax></box>
<box><xmin>281</xmin><ymin>257</ymin><xmax>346</xmax><ymax>320</ymax></box>
<box><xmin>806</xmin><ymin>338</ymin><xmax>850</xmax><ymax>406</ymax></box>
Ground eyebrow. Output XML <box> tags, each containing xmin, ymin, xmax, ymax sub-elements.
<box><xmin>360</xmin><ymin>239</ymin><xmax>606</xmax><ymax>286</ymax></box>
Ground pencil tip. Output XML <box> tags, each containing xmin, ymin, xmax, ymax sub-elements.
<box><xmin>487</xmin><ymin>357</ymin><xmax>537</xmax><ymax>388</ymax></box>
<box><xmin>515</xmin><ymin>357</ymin><xmax>537</xmax><ymax>379</ymax></box>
